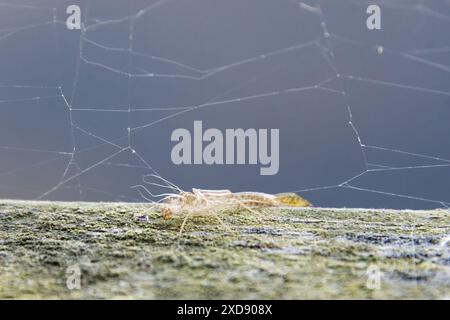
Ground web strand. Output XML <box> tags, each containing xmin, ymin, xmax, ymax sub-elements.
<box><xmin>0</xmin><ymin>0</ymin><xmax>448</xmax><ymax>211</ymax></box>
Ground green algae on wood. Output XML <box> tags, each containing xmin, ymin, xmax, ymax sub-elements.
<box><xmin>0</xmin><ymin>200</ymin><xmax>449</xmax><ymax>299</ymax></box>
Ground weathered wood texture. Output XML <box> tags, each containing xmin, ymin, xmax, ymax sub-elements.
<box><xmin>0</xmin><ymin>200</ymin><xmax>448</xmax><ymax>299</ymax></box>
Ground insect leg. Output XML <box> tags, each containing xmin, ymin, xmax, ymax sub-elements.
<box><xmin>178</xmin><ymin>210</ymin><xmax>194</xmax><ymax>237</ymax></box>
<box><xmin>210</xmin><ymin>210</ymin><xmax>232</xmax><ymax>233</ymax></box>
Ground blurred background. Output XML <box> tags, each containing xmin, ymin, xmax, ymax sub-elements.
<box><xmin>0</xmin><ymin>0</ymin><xmax>449</xmax><ymax>209</ymax></box>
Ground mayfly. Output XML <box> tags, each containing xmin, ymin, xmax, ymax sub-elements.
<box><xmin>132</xmin><ymin>175</ymin><xmax>312</xmax><ymax>235</ymax></box>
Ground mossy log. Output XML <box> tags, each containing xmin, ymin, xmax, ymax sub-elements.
<box><xmin>0</xmin><ymin>200</ymin><xmax>448</xmax><ymax>299</ymax></box>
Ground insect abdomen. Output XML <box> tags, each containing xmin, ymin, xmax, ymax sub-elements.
<box><xmin>274</xmin><ymin>193</ymin><xmax>312</xmax><ymax>207</ymax></box>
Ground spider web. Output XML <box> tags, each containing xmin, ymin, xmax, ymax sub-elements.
<box><xmin>0</xmin><ymin>0</ymin><xmax>450</xmax><ymax>211</ymax></box>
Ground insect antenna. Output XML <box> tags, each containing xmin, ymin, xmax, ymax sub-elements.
<box><xmin>131</xmin><ymin>184</ymin><xmax>179</xmax><ymax>200</ymax></box>
<box><xmin>143</xmin><ymin>174</ymin><xmax>183</xmax><ymax>193</ymax></box>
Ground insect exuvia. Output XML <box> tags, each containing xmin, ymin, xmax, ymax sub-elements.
<box><xmin>132</xmin><ymin>175</ymin><xmax>311</xmax><ymax>235</ymax></box>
